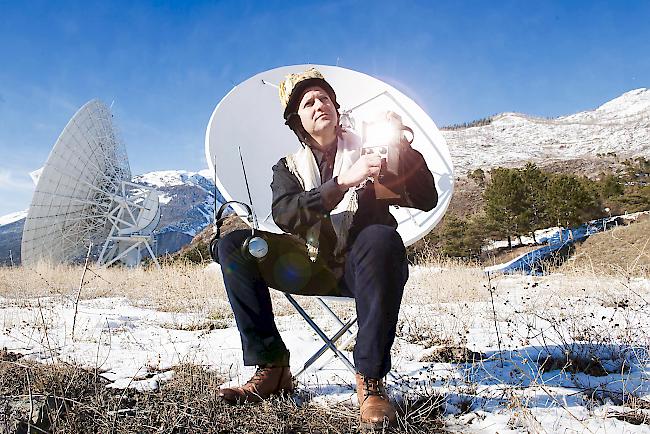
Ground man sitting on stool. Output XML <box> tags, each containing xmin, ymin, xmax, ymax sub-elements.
<box><xmin>215</xmin><ymin>68</ymin><xmax>438</xmax><ymax>428</ymax></box>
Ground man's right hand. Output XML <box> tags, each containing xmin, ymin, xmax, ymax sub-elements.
<box><xmin>337</xmin><ymin>154</ymin><xmax>382</xmax><ymax>190</ymax></box>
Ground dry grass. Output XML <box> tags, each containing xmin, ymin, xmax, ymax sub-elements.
<box><xmin>520</xmin><ymin>272</ymin><xmax>641</xmax><ymax>300</ymax></box>
<box><xmin>3</xmin><ymin>358</ymin><xmax>401</xmax><ymax>434</ymax></box>
<box><xmin>482</xmin><ymin>244</ymin><xmax>540</xmax><ymax>267</ymax></box>
<box><xmin>268</xmin><ymin>260</ymin><xmax>491</xmax><ymax>324</ymax></box>
<box><xmin>0</xmin><ymin>261</ymin><xmax>231</xmax><ymax>318</ymax></box>
<box><xmin>403</xmin><ymin>261</ymin><xmax>488</xmax><ymax>304</ymax></box>
<box><xmin>0</xmin><ymin>257</ymin><xmax>493</xmax><ymax>321</ymax></box>
<box><xmin>1</xmin><ymin>253</ymin><xmax>646</xmax><ymax>321</ymax></box>
<box><xmin>562</xmin><ymin>217</ymin><xmax>650</xmax><ymax>278</ymax></box>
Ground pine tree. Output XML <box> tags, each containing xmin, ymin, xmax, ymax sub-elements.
<box><xmin>519</xmin><ymin>163</ymin><xmax>549</xmax><ymax>243</ymax></box>
<box><xmin>483</xmin><ymin>168</ymin><xmax>527</xmax><ymax>248</ymax></box>
<box><xmin>599</xmin><ymin>174</ymin><xmax>624</xmax><ymax>199</ymax></box>
<box><xmin>436</xmin><ymin>215</ymin><xmax>487</xmax><ymax>259</ymax></box>
<box><xmin>546</xmin><ymin>174</ymin><xmax>601</xmax><ymax>229</ymax></box>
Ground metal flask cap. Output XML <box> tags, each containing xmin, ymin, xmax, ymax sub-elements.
<box><xmin>248</xmin><ymin>236</ymin><xmax>269</xmax><ymax>258</ymax></box>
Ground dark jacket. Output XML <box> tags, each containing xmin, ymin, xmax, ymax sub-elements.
<box><xmin>270</xmin><ymin>144</ymin><xmax>438</xmax><ymax>267</ymax></box>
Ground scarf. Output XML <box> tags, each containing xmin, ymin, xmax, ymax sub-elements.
<box><xmin>284</xmin><ymin>128</ymin><xmax>362</xmax><ymax>261</ymax></box>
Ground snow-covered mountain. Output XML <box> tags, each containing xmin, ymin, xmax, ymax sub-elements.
<box><xmin>0</xmin><ymin>210</ymin><xmax>27</xmax><ymax>265</ymax></box>
<box><xmin>444</xmin><ymin>88</ymin><xmax>650</xmax><ymax>174</ymax></box>
<box><xmin>0</xmin><ymin>210</ymin><xmax>28</xmax><ymax>227</ymax></box>
<box><xmin>131</xmin><ymin>170</ymin><xmax>226</xmax><ymax>256</ymax></box>
<box><xmin>0</xmin><ymin>171</ymin><xmax>225</xmax><ymax>265</ymax></box>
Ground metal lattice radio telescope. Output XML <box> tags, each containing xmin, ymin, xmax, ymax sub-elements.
<box><xmin>21</xmin><ymin>99</ymin><xmax>161</xmax><ymax>268</ymax></box>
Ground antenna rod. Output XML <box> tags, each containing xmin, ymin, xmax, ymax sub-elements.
<box><xmin>213</xmin><ymin>156</ymin><xmax>218</xmax><ymax>225</ymax></box>
<box><xmin>261</xmin><ymin>79</ymin><xmax>279</xmax><ymax>89</ymax></box>
<box><xmin>238</xmin><ymin>146</ymin><xmax>258</xmax><ymax>230</ymax></box>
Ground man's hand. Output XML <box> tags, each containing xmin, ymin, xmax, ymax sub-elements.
<box><xmin>337</xmin><ymin>154</ymin><xmax>382</xmax><ymax>190</ymax></box>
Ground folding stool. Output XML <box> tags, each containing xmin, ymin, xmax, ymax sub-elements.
<box><xmin>283</xmin><ymin>294</ymin><xmax>358</xmax><ymax>377</ymax></box>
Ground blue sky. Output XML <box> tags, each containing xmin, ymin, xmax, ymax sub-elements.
<box><xmin>0</xmin><ymin>0</ymin><xmax>649</xmax><ymax>216</ymax></box>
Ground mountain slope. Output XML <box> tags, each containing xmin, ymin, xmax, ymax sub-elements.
<box><xmin>131</xmin><ymin>170</ymin><xmax>226</xmax><ymax>255</ymax></box>
<box><xmin>0</xmin><ymin>211</ymin><xmax>27</xmax><ymax>265</ymax></box>
<box><xmin>562</xmin><ymin>214</ymin><xmax>650</xmax><ymax>275</ymax></box>
<box><xmin>443</xmin><ymin>88</ymin><xmax>650</xmax><ymax>174</ymax></box>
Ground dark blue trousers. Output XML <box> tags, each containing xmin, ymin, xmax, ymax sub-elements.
<box><xmin>217</xmin><ymin>224</ymin><xmax>408</xmax><ymax>378</ymax></box>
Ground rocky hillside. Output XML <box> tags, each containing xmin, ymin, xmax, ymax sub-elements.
<box><xmin>132</xmin><ymin>170</ymin><xmax>226</xmax><ymax>256</ymax></box>
<box><xmin>0</xmin><ymin>211</ymin><xmax>27</xmax><ymax>265</ymax></box>
<box><xmin>444</xmin><ymin>88</ymin><xmax>650</xmax><ymax>174</ymax></box>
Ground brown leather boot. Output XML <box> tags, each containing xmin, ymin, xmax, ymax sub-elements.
<box><xmin>219</xmin><ymin>366</ymin><xmax>293</xmax><ymax>404</ymax></box>
<box><xmin>356</xmin><ymin>373</ymin><xmax>397</xmax><ymax>429</ymax></box>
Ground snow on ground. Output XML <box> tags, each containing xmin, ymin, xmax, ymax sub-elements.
<box><xmin>483</xmin><ymin>226</ymin><xmax>560</xmax><ymax>252</ymax></box>
<box><xmin>157</xmin><ymin>192</ymin><xmax>173</xmax><ymax>204</ymax></box>
<box><xmin>197</xmin><ymin>168</ymin><xmax>214</xmax><ymax>181</ymax></box>
<box><xmin>484</xmin><ymin>211</ymin><xmax>650</xmax><ymax>255</ymax></box>
<box><xmin>1</xmin><ymin>267</ymin><xmax>649</xmax><ymax>433</ymax></box>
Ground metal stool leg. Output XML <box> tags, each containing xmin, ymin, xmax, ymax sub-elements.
<box><xmin>284</xmin><ymin>294</ymin><xmax>357</xmax><ymax>376</ymax></box>
<box><xmin>300</xmin><ymin>317</ymin><xmax>357</xmax><ymax>375</ymax></box>
<box><xmin>316</xmin><ymin>297</ymin><xmax>356</xmax><ymax>339</ymax></box>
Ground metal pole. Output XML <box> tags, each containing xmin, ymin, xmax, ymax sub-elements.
<box><xmin>72</xmin><ymin>242</ymin><xmax>93</xmax><ymax>341</ymax></box>
<box><xmin>284</xmin><ymin>294</ymin><xmax>357</xmax><ymax>375</ymax></box>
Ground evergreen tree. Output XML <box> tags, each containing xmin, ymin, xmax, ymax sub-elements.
<box><xmin>546</xmin><ymin>174</ymin><xmax>601</xmax><ymax>228</ymax></box>
<box><xmin>483</xmin><ymin>168</ymin><xmax>527</xmax><ymax>248</ymax></box>
<box><xmin>611</xmin><ymin>185</ymin><xmax>650</xmax><ymax>212</ymax></box>
<box><xmin>599</xmin><ymin>174</ymin><xmax>624</xmax><ymax>199</ymax></box>
<box><xmin>519</xmin><ymin>163</ymin><xmax>549</xmax><ymax>243</ymax></box>
<box><xmin>438</xmin><ymin>215</ymin><xmax>468</xmax><ymax>257</ymax></box>
<box><xmin>468</xmin><ymin>168</ymin><xmax>486</xmax><ymax>187</ymax></box>
<box><xmin>436</xmin><ymin>215</ymin><xmax>487</xmax><ymax>259</ymax></box>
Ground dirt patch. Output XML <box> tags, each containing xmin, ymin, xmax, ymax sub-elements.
<box><xmin>0</xmin><ymin>348</ymin><xmax>21</xmax><ymax>362</ymax></box>
<box><xmin>444</xmin><ymin>177</ymin><xmax>485</xmax><ymax>220</ymax></box>
<box><xmin>420</xmin><ymin>347</ymin><xmax>486</xmax><ymax>364</ymax></box>
<box><xmin>610</xmin><ymin>410</ymin><xmax>650</xmax><ymax>426</ymax></box>
<box><xmin>171</xmin><ymin>214</ymin><xmax>250</xmax><ymax>264</ymax></box>
<box><xmin>538</xmin><ymin>157</ymin><xmax>625</xmax><ymax>179</ymax></box>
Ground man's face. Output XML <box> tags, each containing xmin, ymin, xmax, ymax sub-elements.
<box><xmin>297</xmin><ymin>86</ymin><xmax>338</xmax><ymax>138</ymax></box>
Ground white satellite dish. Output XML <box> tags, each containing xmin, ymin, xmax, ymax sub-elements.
<box><xmin>205</xmin><ymin>65</ymin><xmax>454</xmax><ymax>246</ymax></box>
<box><xmin>21</xmin><ymin>99</ymin><xmax>161</xmax><ymax>267</ymax></box>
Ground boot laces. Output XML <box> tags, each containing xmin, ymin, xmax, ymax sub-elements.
<box><xmin>362</xmin><ymin>376</ymin><xmax>384</xmax><ymax>397</ymax></box>
<box><xmin>247</xmin><ymin>366</ymin><xmax>273</xmax><ymax>386</ymax></box>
